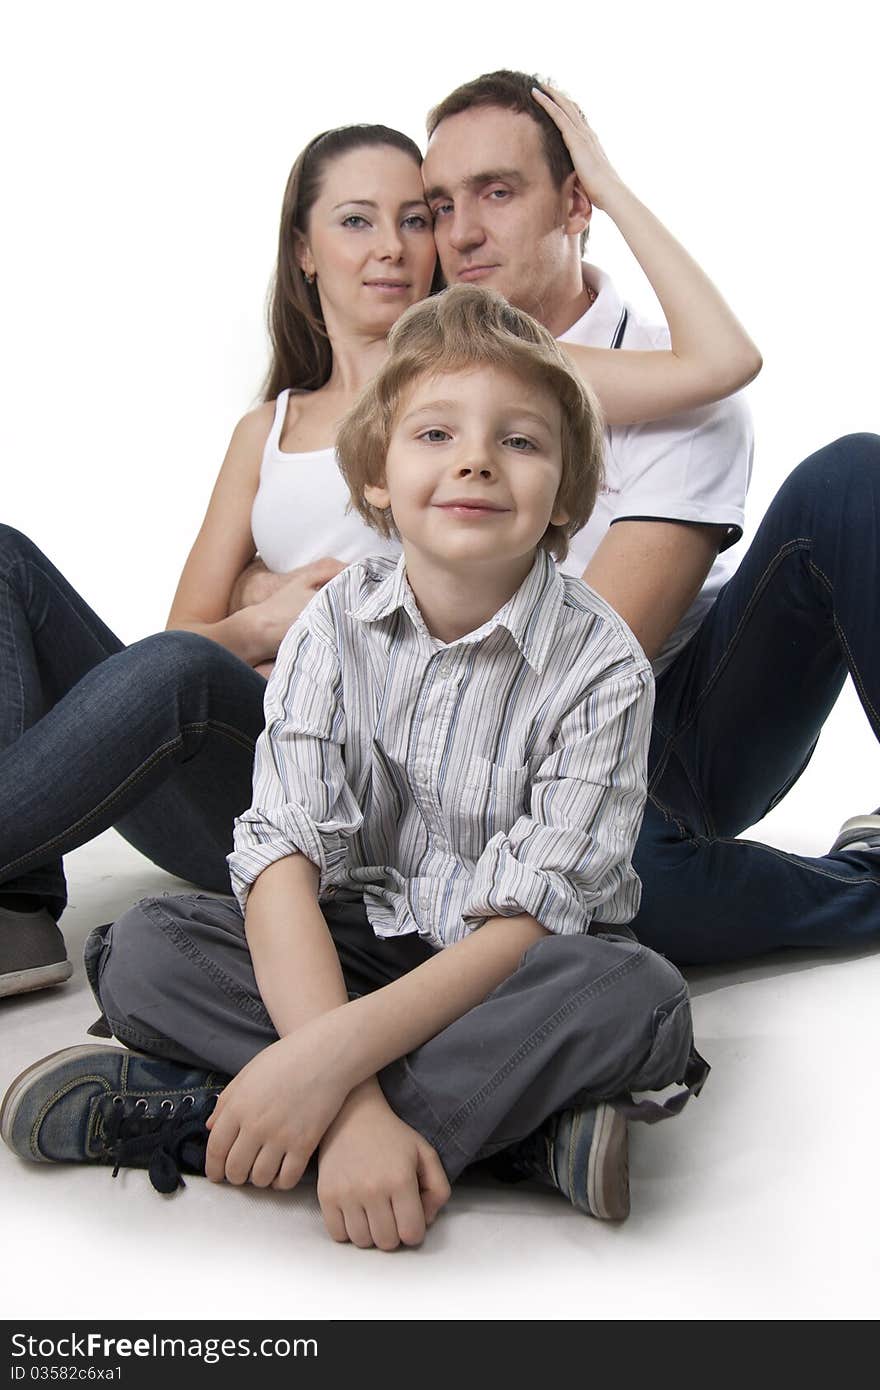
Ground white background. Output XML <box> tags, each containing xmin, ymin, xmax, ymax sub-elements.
<box><xmin>2</xmin><ymin>0</ymin><xmax>879</xmax><ymax>1322</ymax></box>
<box><xmin>3</xmin><ymin>0</ymin><xmax>879</xmax><ymax>838</ymax></box>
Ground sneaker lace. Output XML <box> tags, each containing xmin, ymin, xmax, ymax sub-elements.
<box><xmin>99</xmin><ymin>1095</ymin><xmax>215</xmax><ymax>1194</ymax></box>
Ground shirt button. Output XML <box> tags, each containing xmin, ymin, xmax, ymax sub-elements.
<box><xmin>438</xmin><ymin>657</ymin><xmax>453</xmax><ymax>676</ymax></box>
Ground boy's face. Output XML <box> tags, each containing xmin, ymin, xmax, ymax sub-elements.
<box><xmin>365</xmin><ymin>365</ymin><xmax>569</xmax><ymax>570</ymax></box>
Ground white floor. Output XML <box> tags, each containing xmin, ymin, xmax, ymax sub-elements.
<box><xmin>2</xmin><ymin>687</ymin><xmax>879</xmax><ymax>1321</ymax></box>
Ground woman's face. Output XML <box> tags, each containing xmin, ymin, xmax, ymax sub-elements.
<box><xmin>300</xmin><ymin>145</ymin><xmax>436</xmax><ymax>338</ymax></box>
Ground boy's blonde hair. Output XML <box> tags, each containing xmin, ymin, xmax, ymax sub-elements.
<box><xmin>335</xmin><ymin>284</ymin><xmax>605</xmax><ymax>562</ymax></box>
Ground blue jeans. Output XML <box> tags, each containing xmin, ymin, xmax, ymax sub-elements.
<box><xmin>0</xmin><ymin>525</ymin><xmax>266</xmax><ymax>917</ymax></box>
<box><xmin>633</xmin><ymin>433</ymin><xmax>880</xmax><ymax>963</ymax></box>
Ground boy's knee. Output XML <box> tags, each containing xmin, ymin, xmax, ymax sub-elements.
<box><xmin>92</xmin><ymin>898</ymin><xmax>170</xmax><ymax>1023</ymax></box>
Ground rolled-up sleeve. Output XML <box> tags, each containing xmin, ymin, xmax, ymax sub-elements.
<box><xmin>227</xmin><ymin>611</ymin><xmax>363</xmax><ymax>911</ymax></box>
<box><xmin>462</xmin><ymin>661</ymin><xmax>654</xmax><ymax>935</ymax></box>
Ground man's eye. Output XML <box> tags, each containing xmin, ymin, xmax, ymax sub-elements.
<box><xmin>431</xmin><ymin>203</ymin><xmax>453</xmax><ymax>219</ymax></box>
<box><xmin>505</xmin><ymin>435</ymin><xmax>536</xmax><ymax>451</ymax></box>
<box><xmin>487</xmin><ymin>188</ymin><xmax>512</xmax><ymax>200</ymax></box>
<box><xmin>420</xmin><ymin>428</ymin><xmax>451</xmax><ymax>443</ymax></box>
<box><xmin>341</xmin><ymin>215</ymin><xmax>369</xmax><ymax>228</ymax></box>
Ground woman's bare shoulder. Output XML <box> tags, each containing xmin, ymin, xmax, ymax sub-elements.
<box><xmin>230</xmin><ymin>399</ymin><xmax>278</xmax><ymax>448</ymax></box>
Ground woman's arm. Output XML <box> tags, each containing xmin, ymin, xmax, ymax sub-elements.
<box><xmin>165</xmin><ymin>404</ymin><xmax>273</xmax><ymax>662</ymax></box>
<box><xmin>533</xmin><ymin>86</ymin><xmax>762</xmax><ymax>425</ymax></box>
<box><xmin>166</xmin><ymin>405</ymin><xmax>344</xmax><ymax>666</ymax></box>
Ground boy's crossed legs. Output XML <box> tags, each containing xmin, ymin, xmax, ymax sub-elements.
<box><xmin>3</xmin><ymin>891</ymin><xmax>705</xmax><ymax>1242</ymax></box>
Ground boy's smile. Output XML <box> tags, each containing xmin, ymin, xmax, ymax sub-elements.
<box><xmin>363</xmin><ymin>363</ymin><xmax>570</xmax><ymax>642</ymax></box>
<box><xmin>366</xmin><ymin>365</ymin><xmax>569</xmax><ymax>569</ymax></box>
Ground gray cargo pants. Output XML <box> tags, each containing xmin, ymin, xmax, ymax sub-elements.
<box><xmin>85</xmin><ymin>891</ymin><xmax>707</xmax><ymax>1180</ymax></box>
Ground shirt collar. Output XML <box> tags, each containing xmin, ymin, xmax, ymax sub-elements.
<box><xmin>558</xmin><ymin>263</ymin><xmax>628</xmax><ymax>349</ymax></box>
<box><xmin>348</xmin><ymin>548</ymin><xmax>566</xmax><ymax>674</ymax></box>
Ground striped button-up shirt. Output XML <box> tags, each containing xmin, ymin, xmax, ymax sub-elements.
<box><xmin>228</xmin><ymin>548</ymin><xmax>654</xmax><ymax>950</ymax></box>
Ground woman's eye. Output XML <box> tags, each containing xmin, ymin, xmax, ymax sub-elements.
<box><xmin>505</xmin><ymin>435</ymin><xmax>536</xmax><ymax>451</ymax></box>
<box><xmin>403</xmin><ymin>214</ymin><xmax>429</xmax><ymax>229</ymax></box>
<box><xmin>341</xmin><ymin>214</ymin><xmax>369</xmax><ymax>228</ymax></box>
<box><xmin>420</xmin><ymin>428</ymin><xmax>451</xmax><ymax>443</ymax></box>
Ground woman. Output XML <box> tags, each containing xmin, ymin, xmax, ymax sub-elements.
<box><xmin>0</xmin><ymin>100</ymin><xmax>759</xmax><ymax>999</ymax></box>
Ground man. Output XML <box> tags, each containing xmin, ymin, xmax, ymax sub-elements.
<box><xmin>422</xmin><ymin>69</ymin><xmax>880</xmax><ymax>963</ymax></box>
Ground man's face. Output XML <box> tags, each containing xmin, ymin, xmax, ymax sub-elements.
<box><xmin>422</xmin><ymin>106</ymin><xmax>581</xmax><ymax>323</ymax></box>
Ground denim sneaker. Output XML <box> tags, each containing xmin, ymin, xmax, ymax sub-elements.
<box><xmin>0</xmin><ymin>905</ymin><xmax>73</xmax><ymax>998</ymax></box>
<box><xmin>1</xmin><ymin>1045</ymin><xmax>227</xmax><ymax>1193</ymax></box>
<box><xmin>831</xmin><ymin>811</ymin><xmax>880</xmax><ymax>854</ymax></box>
<box><xmin>490</xmin><ymin>1101</ymin><xmax>630</xmax><ymax>1221</ymax></box>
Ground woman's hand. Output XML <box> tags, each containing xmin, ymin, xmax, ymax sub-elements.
<box><xmin>531</xmin><ymin>85</ymin><xmax>623</xmax><ymax>212</ymax></box>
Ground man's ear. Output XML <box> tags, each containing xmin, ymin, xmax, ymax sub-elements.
<box><xmin>561</xmin><ymin>170</ymin><xmax>592</xmax><ymax>239</ymax></box>
<box><xmin>364</xmin><ymin>481</ymin><xmax>391</xmax><ymax>511</ymax></box>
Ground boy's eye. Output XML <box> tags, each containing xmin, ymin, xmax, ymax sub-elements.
<box><xmin>419</xmin><ymin>428</ymin><xmax>451</xmax><ymax>443</ymax></box>
<box><xmin>504</xmin><ymin>434</ymin><xmax>536</xmax><ymax>451</ymax></box>
<box><xmin>341</xmin><ymin>214</ymin><xmax>369</xmax><ymax>228</ymax></box>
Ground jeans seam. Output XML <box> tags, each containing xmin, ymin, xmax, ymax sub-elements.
<box><xmin>0</xmin><ymin>574</ymin><xmax>27</xmax><ymax>743</ymax></box>
<box><xmin>652</xmin><ymin>538</ymin><xmax>814</xmax><ymax>837</ymax></box>
<box><xmin>807</xmin><ymin>558</ymin><xmax>880</xmax><ymax>731</ymax></box>
<box><xmin>429</xmin><ymin>944</ymin><xmax>650</xmax><ymax>1149</ymax></box>
<box><xmin>138</xmin><ymin>895</ymin><xmax>272</xmax><ymax>1025</ymax></box>
<box><xmin>0</xmin><ymin>720</ymin><xmax>256</xmax><ymax>878</ymax></box>
<box><xmin>693</xmin><ymin>833</ymin><xmax>880</xmax><ymax>883</ymax></box>
<box><xmin>670</xmin><ymin>538</ymin><xmax>813</xmax><ymax>742</ymax></box>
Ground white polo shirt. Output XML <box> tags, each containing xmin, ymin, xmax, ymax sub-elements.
<box><xmin>558</xmin><ymin>264</ymin><xmax>754</xmax><ymax>675</ymax></box>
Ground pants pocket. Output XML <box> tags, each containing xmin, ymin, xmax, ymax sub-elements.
<box><xmin>630</xmin><ymin>988</ymin><xmax>694</xmax><ymax>1092</ymax></box>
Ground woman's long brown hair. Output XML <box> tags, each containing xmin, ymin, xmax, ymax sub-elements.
<box><xmin>262</xmin><ymin>125</ymin><xmax>439</xmax><ymax>401</ymax></box>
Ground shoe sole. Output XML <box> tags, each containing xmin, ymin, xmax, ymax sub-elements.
<box><xmin>0</xmin><ymin>1044</ymin><xmax>125</xmax><ymax>1153</ymax></box>
<box><xmin>831</xmin><ymin>814</ymin><xmax>880</xmax><ymax>854</ymax></box>
<box><xmin>0</xmin><ymin>959</ymin><xmax>73</xmax><ymax>999</ymax></box>
<box><xmin>585</xmin><ymin>1102</ymin><xmax>630</xmax><ymax>1220</ymax></box>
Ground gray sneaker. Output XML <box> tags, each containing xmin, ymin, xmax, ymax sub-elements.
<box><xmin>1</xmin><ymin>1045</ymin><xmax>227</xmax><ymax>1193</ymax></box>
<box><xmin>830</xmin><ymin>811</ymin><xmax>880</xmax><ymax>854</ymax></box>
<box><xmin>0</xmin><ymin>905</ymin><xmax>73</xmax><ymax>998</ymax></box>
<box><xmin>492</xmin><ymin>1101</ymin><xmax>630</xmax><ymax>1221</ymax></box>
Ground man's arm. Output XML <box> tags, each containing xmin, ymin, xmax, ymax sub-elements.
<box><xmin>583</xmin><ymin>519</ymin><xmax>726</xmax><ymax>662</ymax></box>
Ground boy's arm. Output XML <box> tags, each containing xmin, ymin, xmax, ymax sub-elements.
<box><xmin>317</xmin><ymin>656</ymin><xmax>654</xmax><ymax>1082</ymax></box>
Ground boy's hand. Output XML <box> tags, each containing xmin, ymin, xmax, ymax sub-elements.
<box><xmin>204</xmin><ymin>1025</ymin><xmax>351</xmax><ymax>1189</ymax></box>
<box><xmin>317</xmin><ymin>1083</ymin><xmax>451</xmax><ymax>1250</ymax></box>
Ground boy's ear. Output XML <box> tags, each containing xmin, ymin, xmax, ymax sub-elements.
<box><xmin>364</xmin><ymin>480</ymin><xmax>391</xmax><ymax>511</ymax></box>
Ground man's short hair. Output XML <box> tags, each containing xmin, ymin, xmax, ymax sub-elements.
<box><xmin>426</xmin><ymin>69</ymin><xmax>573</xmax><ymax>188</ymax></box>
<box><xmin>336</xmin><ymin>285</ymin><xmax>605</xmax><ymax>563</ymax></box>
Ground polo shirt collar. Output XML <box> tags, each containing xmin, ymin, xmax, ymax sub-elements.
<box><xmin>558</xmin><ymin>263</ymin><xmax>627</xmax><ymax>349</ymax></box>
<box><xmin>349</xmin><ymin>548</ymin><xmax>565</xmax><ymax>674</ymax></box>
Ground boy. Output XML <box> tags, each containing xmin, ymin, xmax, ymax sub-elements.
<box><xmin>2</xmin><ymin>286</ymin><xmax>706</xmax><ymax>1248</ymax></box>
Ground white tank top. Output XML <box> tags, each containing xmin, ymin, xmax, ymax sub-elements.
<box><xmin>250</xmin><ymin>389</ymin><xmax>401</xmax><ymax>573</ymax></box>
